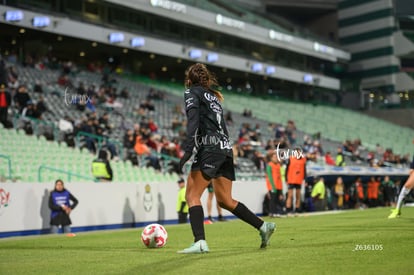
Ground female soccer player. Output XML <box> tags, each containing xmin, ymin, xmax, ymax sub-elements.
<box><xmin>177</xmin><ymin>63</ymin><xmax>275</xmax><ymax>254</ymax></box>
<box><xmin>388</xmin><ymin>155</ymin><xmax>414</xmax><ymax>218</ymax></box>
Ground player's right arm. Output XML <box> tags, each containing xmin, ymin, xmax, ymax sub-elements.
<box><xmin>183</xmin><ymin>88</ymin><xmax>200</xmax><ymax>153</ymax></box>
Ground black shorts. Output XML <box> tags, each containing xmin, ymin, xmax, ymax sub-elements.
<box><xmin>288</xmin><ymin>184</ymin><xmax>302</xmax><ymax>190</ymax></box>
<box><xmin>191</xmin><ymin>151</ymin><xmax>235</xmax><ymax>181</ymax></box>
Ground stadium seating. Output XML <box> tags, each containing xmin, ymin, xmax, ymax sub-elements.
<box><xmin>2</xmin><ymin>61</ymin><xmax>413</xmax><ymax>183</ymax></box>
<box><xmin>0</xmin><ymin>126</ymin><xmax>176</xmax><ymax>183</ymax></box>
<box><xmin>145</xmin><ymin>77</ymin><xmax>414</xmax><ymax>157</ymax></box>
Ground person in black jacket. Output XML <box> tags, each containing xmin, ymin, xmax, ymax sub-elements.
<box><xmin>177</xmin><ymin>63</ymin><xmax>275</xmax><ymax>254</ymax></box>
<box><xmin>49</xmin><ymin>179</ymin><xmax>79</xmax><ymax>234</ymax></box>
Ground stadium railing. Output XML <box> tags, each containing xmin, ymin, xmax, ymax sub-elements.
<box><xmin>12</xmin><ymin>113</ymin><xmax>59</xmax><ymax>141</ymax></box>
<box><xmin>0</xmin><ymin>154</ymin><xmax>13</xmax><ymax>180</ymax></box>
<box><xmin>37</xmin><ymin>164</ymin><xmax>97</xmax><ymax>183</ymax></box>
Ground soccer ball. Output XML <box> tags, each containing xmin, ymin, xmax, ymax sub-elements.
<box><xmin>141</xmin><ymin>223</ymin><xmax>168</xmax><ymax>248</ymax></box>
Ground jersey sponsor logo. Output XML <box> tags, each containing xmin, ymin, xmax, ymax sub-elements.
<box><xmin>204</xmin><ymin>163</ymin><xmax>216</xmax><ymax>169</ymax></box>
<box><xmin>209</xmin><ymin>102</ymin><xmax>222</xmax><ymax>114</ymax></box>
<box><xmin>185</xmin><ymin>89</ymin><xmax>190</xmax><ymax>94</ymax></box>
<box><xmin>220</xmin><ymin>140</ymin><xmax>232</xmax><ymax>150</ymax></box>
<box><xmin>203</xmin><ymin>92</ymin><xmax>219</xmax><ymax>103</ymax></box>
<box><xmin>185</xmin><ymin>97</ymin><xmax>194</xmax><ymax>108</ymax></box>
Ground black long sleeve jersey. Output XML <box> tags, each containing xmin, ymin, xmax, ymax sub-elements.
<box><xmin>183</xmin><ymin>86</ymin><xmax>232</xmax><ymax>157</ymax></box>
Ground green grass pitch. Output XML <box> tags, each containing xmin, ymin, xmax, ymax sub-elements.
<box><xmin>1</xmin><ymin>207</ymin><xmax>413</xmax><ymax>275</ymax></box>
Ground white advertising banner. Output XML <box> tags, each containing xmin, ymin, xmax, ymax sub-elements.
<box><xmin>0</xmin><ymin>181</ymin><xmax>267</xmax><ymax>236</ymax></box>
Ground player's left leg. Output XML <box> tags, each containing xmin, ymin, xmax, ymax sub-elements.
<box><xmin>178</xmin><ymin>171</ymin><xmax>211</xmax><ymax>254</ymax></box>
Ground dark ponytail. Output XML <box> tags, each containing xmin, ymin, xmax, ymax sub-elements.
<box><xmin>185</xmin><ymin>63</ymin><xmax>224</xmax><ymax>102</ymax></box>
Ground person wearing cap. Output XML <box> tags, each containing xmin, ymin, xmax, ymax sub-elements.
<box><xmin>176</xmin><ymin>178</ymin><xmax>188</xmax><ymax>224</ymax></box>
<box><xmin>13</xmin><ymin>85</ymin><xmax>31</xmax><ymax>113</ymax></box>
<box><xmin>0</xmin><ymin>84</ymin><xmax>11</xmax><ymax>127</ymax></box>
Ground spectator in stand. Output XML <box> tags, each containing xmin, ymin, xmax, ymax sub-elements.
<box><xmin>99</xmin><ymin>112</ymin><xmax>112</xmax><ymax>134</ymax></box>
<box><xmin>123</xmin><ymin>129</ymin><xmax>138</xmax><ymax>165</ymax></box>
<box><xmin>148</xmin><ymin>117</ymin><xmax>158</xmax><ymax>133</ymax></box>
<box><xmin>325</xmin><ymin>151</ymin><xmax>335</xmax><ymax>166</ymax></box>
<box><xmin>383</xmin><ymin>148</ymin><xmax>393</xmax><ymax>163</ymax></box>
<box><xmin>172</xmin><ymin>116</ymin><xmax>183</xmax><ymax>132</ymax></box>
<box><xmin>7</xmin><ymin>66</ymin><xmax>19</xmax><ymax>94</ymax></box>
<box><xmin>123</xmin><ymin>129</ymin><xmax>136</xmax><ymax>149</ymax></box>
<box><xmin>33</xmin><ymin>80</ymin><xmax>43</xmax><ymax>94</ymax></box>
<box><xmin>57</xmin><ymin>73</ymin><xmax>70</xmax><ymax>87</ymax></box>
<box><xmin>276</xmin><ymin>137</ymin><xmax>289</xmax><ymax>149</ymax></box>
<box><xmin>376</xmin><ymin>143</ymin><xmax>384</xmax><ymax>155</ymax></box>
<box><xmin>285</xmin><ymin>120</ymin><xmax>296</xmax><ymax>146</ymax></box>
<box><xmin>335</xmin><ymin>147</ymin><xmax>346</xmax><ymax>166</ymax></box>
<box><xmin>0</xmin><ymin>84</ymin><xmax>11</xmax><ymax>127</ymax></box>
<box><xmin>80</xmin><ymin>118</ymin><xmax>97</xmax><ymax>153</ymax></box>
<box><xmin>36</xmin><ymin>96</ymin><xmax>49</xmax><ymax>117</ymax></box>
<box><xmin>275</xmin><ymin>124</ymin><xmax>285</xmax><ymax>139</ymax></box>
<box><xmin>134</xmin><ymin>134</ymin><xmax>161</xmax><ymax>170</ymax></box>
<box><xmin>242</xmin><ymin>108</ymin><xmax>252</xmax><ymax>117</ymax></box>
<box><xmin>22</xmin><ymin>100</ymin><xmax>41</xmax><ymax>119</ymax></box>
<box><xmin>140</xmin><ymin>99</ymin><xmax>155</xmax><ymax>112</ymax></box>
<box><xmin>13</xmin><ymin>85</ymin><xmax>31</xmax><ymax>113</ymax></box>
<box><xmin>264</xmin><ymin>139</ymin><xmax>274</xmax><ymax>151</ymax></box>
<box><xmin>252</xmin><ymin>150</ymin><xmax>266</xmax><ymax>171</ymax></box>
<box><xmin>306</xmin><ymin>141</ymin><xmax>320</xmax><ymax>163</ymax></box>
<box><xmin>120</xmin><ymin>87</ymin><xmax>129</xmax><ymax>99</ymax></box>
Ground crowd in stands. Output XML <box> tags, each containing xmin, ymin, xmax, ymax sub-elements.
<box><xmin>0</xmin><ymin>55</ymin><xmax>412</xmax><ymax>185</ymax></box>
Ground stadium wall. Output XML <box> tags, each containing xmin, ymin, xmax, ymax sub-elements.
<box><xmin>0</xmin><ymin>181</ymin><xmax>267</xmax><ymax>238</ymax></box>
<box><xmin>338</xmin><ymin>0</ymin><xmax>414</xmax><ymax>93</ymax></box>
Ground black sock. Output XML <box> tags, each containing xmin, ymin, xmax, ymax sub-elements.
<box><xmin>231</xmin><ymin>202</ymin><xmax>264</xmax><ymax>230</ymax></box>
<box><xmin>189</xmin><ymin>205</ymin><xmax>205</xmax><ymax>242</ymax></box>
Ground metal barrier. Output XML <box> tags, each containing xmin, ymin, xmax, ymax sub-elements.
<box><xmin>13</xmin><ymin>113</ymin><xmax>59</xmax><ymax>141</ymax></box>
<box><xmin>38</xmin><ymin>165</ymin><xmax>97</xmax><ymax>183</ymax></box>
<box><xmin>0</xmin><ymin>154</ymin><xmax>12</xmax><ymax>179</ymax></box>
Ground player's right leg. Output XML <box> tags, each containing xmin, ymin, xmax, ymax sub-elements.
<box><xmin>388</xmin><ymin>171</ymin><xmax>414</xmax><ymax>219</ymax></box>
